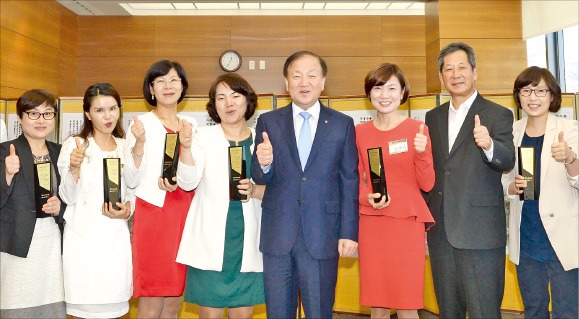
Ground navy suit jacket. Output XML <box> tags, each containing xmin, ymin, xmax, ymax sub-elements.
<box><xmin>425</xmin><ymin>93</ymin><xmax>515</xmax><ymax>250</ymax></box>
<box><xmin>251</xmin><ymin>102</ymin><xmax>359</xmax><ymax>259</ymax></box>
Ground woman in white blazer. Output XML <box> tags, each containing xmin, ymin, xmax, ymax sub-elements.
<box><xmin>58</xmin><ymin>83</ymin><xmax>134</xmax><ymax>319</ymax></box>
<box><xmin>177</xmin><ymin>74</ymin><xmax>265</xmax><ymax>319</ymax></box>
<box><xmin>502</xmin><ymin>67</ymin><xmax>578</xmax><ymax>319</ymax></box>
<box><xmin>123</xmin><ymin>60</ymin><xmax>197</xmax><ymax>318</ymax></box>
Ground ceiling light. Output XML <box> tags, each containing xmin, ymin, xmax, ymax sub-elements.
<box><xmin>239</xmin><ymin>3</ymin><xmax>260</xmax><ymax>9</ymax></box>
<box><xmin>194</xmin><ymin>2</ymin><xmax>238</xmax><ymax>9</ymax></box>
<box><xmin>367</xmin><ymin>2</ymin><xmax>391</xmax><ymax>10</ymax></box>
<box><xmin>261</xmin><ymin>3</ymin><xmax>304</xmax><ymax>10</ymax></box>
<box><xmin>172</xmin><ymin>3</ymin><xmax>195</xmax><ymax>9</ymax></box>
<box><xmin>127</xmin><ymin>3</ymin><xmax>175</xmax><ymax>10</ymax></box>
<box><xmin>303</xmin><ymin>3</ymin><xmax>324</xmax><ymax>9</ymax></box>
<box><xmin>408</xmin><ymin>3</ymin><xmax>425</xmax><ymax>10</ymax></box>
<box><xmin>324</xmin><ymin>2</ymin><xmax>369</xmax><ymax>10</ymax></box>
<box><xmin>387</xmin><ymin>2</ymin><xmax>412</xmax><ymax>10</ymax></box>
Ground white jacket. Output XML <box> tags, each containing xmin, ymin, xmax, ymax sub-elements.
<box><xmin>58</xmin><ymin>136</ymin><xmax>134</xmax><ymax>235</ymax></box>
<box><xmin>176</xmin><ymin>125</ymin><xmax>263</xmax><ymax>272</ymax></box>
<box><xmin>502</xmin><ymin>113</ymin><xmax>578</xmax><ymax>270</ymax></box>
<box><xmin>124</xmin><ymin>111</ymin><xmax>197</xmax><ymax>207</ymax></box>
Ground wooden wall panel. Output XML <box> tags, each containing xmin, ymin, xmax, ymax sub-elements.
<box><xmin>60</xmin><ymin>9</ymin><xmax>78</xmax><ymax>56</ymax></box>
<box><xmin>58</xmin><ymin>52</ymin><xmax>78</xmax><ymax>97</ymax></box>
<box><xmin>425</xmin><ymin>1</ymin><xmax>440</xmax><ymax>47</ymax></box>
<box><xmin>381</xmin><ymin>16</ymin><xmax>425</xmax><ymax>57</ymax></box>
<box><xmin>1</xmin><ymin>28</ymin><xmax>60</xmax><ymax>95</ymax></box>
<box><xmin>438</xmin><ymin>0</ymin><xmax>522</xmax><ymax>39</ymax></box>
<box><xmin>155</xmin><ymin>16</ymin><xmax>231</xmax><ymax>57</ymax></box>
<box><xmin>76</xmin><ymin>57</ymin><xmax>157</xmax><ymax>96</ymax></box>
<box><xmin>426</xmin><ymin>40</ymin><xmax>442</xmax><ymax>93</ymax></box>
<box><xmin>231</xmin><ymin>16</ymin><xmax>307</xmax><ymax>57</ymax></box>
<box><xmin>307</xmin><ymin>16</ymin><xmax>382</xmax><ymax>57</ymax></box>
<box><xmin>322</xmin><ymin>57</ymin><xmax>383</xmax><ymax>96</ymax></box>
<box><xmin>234</xmin><ymin>57</ymin><xmax>288</xmax><ymax>95</ymax></box>
<box><xmin>78</xmin><ymin>17</ymin><xmax>155</xmax><ymax>57</ymax></box>
<box><xmin>0</xmin><ymin>1</ymin><xmax>61</xmax><ymax>48</ymax></box>
<box><xmin>380</xmin><ymin>56</ymin><xmax>427</xmax><ymax>95</ymax></box>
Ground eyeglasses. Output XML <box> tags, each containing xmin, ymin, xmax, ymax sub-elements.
<box><xmin>519</xmin><ymin>88</ymin><xmax>550</xmax><ymax>97</ymax></box>
<box><xmin>151</xmin><ymin>77</ymin><xmax>182</xmax><ymax>87</ymax></box>
<box><xmin>24</xmin><ymin>111</ymin><xmax>56</xmax><ymax>120</ymax></box>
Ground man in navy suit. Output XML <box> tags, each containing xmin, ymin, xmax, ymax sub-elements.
<box><xmin>251</xmin><ymin>51</ymin><xmax>359</xmax><ymax>319</ymax></box>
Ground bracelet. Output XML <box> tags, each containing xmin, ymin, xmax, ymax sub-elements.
<box><xmin>564</xmin><ymin>151</ymin><xmax>577</xmax><ymax>165</ymax></box>
<box><xmin>131</xmin><ymin>147</ymin><xmax>144</xmax><ymax>159</ymax></box>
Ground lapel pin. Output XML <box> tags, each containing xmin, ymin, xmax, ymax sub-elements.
<box><xmin>324</xmin><ymin>120</ymin><xmax>328</xmax><ymax>124</ymax></box>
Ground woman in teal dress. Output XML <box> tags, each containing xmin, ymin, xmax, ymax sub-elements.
<box><xmin>176</xmin><ymin>74</ymin><xmax>265</xmax><ymax>319</ymax></box>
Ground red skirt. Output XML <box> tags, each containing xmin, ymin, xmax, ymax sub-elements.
<box><xmin>359</xmin><ymin>214</ymin><xmax>426</xmax><ymax>309</ymax></box>
<box><xmin>132</xmin><ymin>188</ymin><xmax>194</xmax><ymax>297</ymax></box>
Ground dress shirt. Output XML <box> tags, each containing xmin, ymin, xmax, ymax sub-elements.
<box><xmin>448</xmin><ymin>91</ymin><xmax>493</xmax><ymax>160</ymax></box>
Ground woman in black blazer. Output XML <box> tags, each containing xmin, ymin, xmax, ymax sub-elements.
<box><xmin>0</xmin><ymin>89</ymin><xmax>66</xmax><ymax>318</ymax></box>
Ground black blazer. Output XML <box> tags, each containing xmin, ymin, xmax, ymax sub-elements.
<box><xmin>425</xmin><ymin>94</ymin><xmax>515</xmax><ymax>250</ymax></box>
<box><xmin>0</xmin><ymin>134</ymin><xmax>65</xmax><ymax>258</ymax></box>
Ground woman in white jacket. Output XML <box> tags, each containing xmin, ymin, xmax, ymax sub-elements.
<box><xmin>502</xmin><ymin>66</ymin><xmax>578</xmax><ymax>319</ymax></box>
<box><xmin>177</xmin><ymin>74</ymin><xmax>265</xmax><ymax>319</ymax></box>
<box><xmin>58</xmin><ymin>83</ymin><xmax>134</xmax><ymax>318</ymax></box>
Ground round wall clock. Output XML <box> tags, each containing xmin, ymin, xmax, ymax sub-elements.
<box><xmin>219</xmin><ymin>50</ymin><xmax>242</xmax><ymax>72</ymax></box>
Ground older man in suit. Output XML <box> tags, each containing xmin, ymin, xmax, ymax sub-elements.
<box><xmin>425</xmin><ymin>42</ymin><xmax>515</xmax><ymax>318</ymax></box>
<box><xmin>251</xmin><ymin>51</ymin><xmax>359</xmax><ymax>319</ymax></box>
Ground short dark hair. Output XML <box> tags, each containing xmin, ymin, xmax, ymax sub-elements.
<box><xmin>16</xmin><ymin>89</ymin><xmax>57</xmax><ymax>119</ymax></box>
<box><xmin>143</xmin><ymin>60</ymin><xmax>189</xmax><ymax>106</ymax></box>
<box><xmin>207</xmin><ymin>74</ymin><xmax>258</xmax><ymax>123</ymax></box>
<box><xmin>77</xmin><ymin>83</ymin><xmax>125</xmax><ymax>145</ymax></box>
<box><xmin>283</xmin><ymin>51</ymin><xmax>328</xmax><ymax>78</ymax></box>
<box><xmin>364</xmin><ymin>63</ymin><xmax>410</xmax><ymax>104</ymax></box>
<box><xmin>438</xmin><ymin>42</ymin><xmax>476</xmax><ymax>72</ymax></box>
<box><xmin>513</xmin><ymin>66</ymin><xmax>562</xmax><ymax>112</ymax></box>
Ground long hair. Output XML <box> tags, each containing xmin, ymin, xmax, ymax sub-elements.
<box><xmin>77</xmin><ymin>83</ymin><xmax>125</xmax><ymax>146</ymax></box>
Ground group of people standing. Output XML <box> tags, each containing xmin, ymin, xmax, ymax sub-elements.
<box><xmin>0</xmin><ymin>42</ymin><xmax>577</xmax><ymax>319</ymax></box>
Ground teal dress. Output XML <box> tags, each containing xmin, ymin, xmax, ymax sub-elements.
<box><xmin>184</xmin><ymin>136</ymin><xmax>265</xmax><ymax>307</ymax></box>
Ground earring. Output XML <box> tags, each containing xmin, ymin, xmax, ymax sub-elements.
<box><xmin>152</xmin><ymin>93</ymin><xmax>155</xmax><ymax>100</ymax></box>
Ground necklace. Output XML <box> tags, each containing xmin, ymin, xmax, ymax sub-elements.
<box><xmin>153</xmin><ymin>109</ymin><xmax>179</xmax><ymax>131</ymax></box>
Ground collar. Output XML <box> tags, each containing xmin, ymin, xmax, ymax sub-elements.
<box><xmin>449</xmin><ymin>90</ymin><xmax>478</xmax><ymax>113</ymax></box>
<box><xmin>292</xmin><ymin>101</ymin><xmax>320</xmax><ymax>120</ymax></box>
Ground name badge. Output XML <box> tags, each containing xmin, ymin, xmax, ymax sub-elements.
<box><xmin>388</xmin><ymin>138</ymin><xmax>408</xmax><ymax>155</ymax></box>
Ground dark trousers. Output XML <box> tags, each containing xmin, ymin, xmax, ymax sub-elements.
<box><xmin>429</xmin><ymin>231</ymin><xmax>505</xmax><ymax>319</ymax></box>
<box><xmin>516</xmin><ymin>256</ymin><xmax>578</xmax><ymax>319</ymax></box>
<box><xmin>263</xmin><ymin>227</ymin><xmax>339</xmax><ymax>319</ymax></box>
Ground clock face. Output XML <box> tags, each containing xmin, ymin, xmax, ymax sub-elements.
<box><xmin>220</xmin><ymin>50</ymin><xmax>241</xmax><ymax>72</ymax></box>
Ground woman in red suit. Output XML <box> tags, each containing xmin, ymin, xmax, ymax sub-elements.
<box><xmin>356</xmin><ymin>63</ymin><xmax>435</xmax><ymax>319</ymax></box>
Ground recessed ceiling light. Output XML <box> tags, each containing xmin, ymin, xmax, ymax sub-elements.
<box><xmin>239</xmin><ymin>3</ymin><xmax>260</xmax><ymax>9</ymax></box>
<box><xmin>172</xmin><ymin>3</ymin><xmax>195</xmax><ymax>9</ymax></box>
<box><xmin>261</xmin><ymin>2</ymin><xmax>304</xmax><ymax>10</ymax></box>
<box><xmin>194</xmin><ymin>2</ymin><xmax>238</xmax><ymax>9</ymax></box>
<box><xmin>303</xmin><ymin>3</ymin><xmax>324</xmax><ymax>10</ymax></box>
<box><xmin>387</xmin><ymin>2</ymin><xmax>412</xmax><ymax>10</ymax></box>
<box><xmin>367</xmin><ymin>2</ymin><xmax>391</xmax><ymax>10</ymax></box>
<box><xmin>127</xmin><ymin>2</ymin><xmax>175</xmax><ymax>10</ymax></box>
<box><xmin>408</xmin><ymin>3</ymin><xmax>425</xmax><ymax>10</ymax></box>
<box><xmin>324</xmin><ymin>2</ymin><xmax>369</xmax><ymax>10</ymax></box>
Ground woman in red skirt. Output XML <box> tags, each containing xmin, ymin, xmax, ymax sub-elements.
<box><xmin>356</xmin><ymin>63</ymin><xmax>435</xmax><ymax>319</ymax></box>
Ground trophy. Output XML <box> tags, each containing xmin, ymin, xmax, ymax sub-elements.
<box><xmin>33</xmin><ymin>161</ymin><xmax>52</xmax><ymax>218</ymax></box>
<box><xmin>162</xmin><ymin>133</ymin><xmax>180</xmax><ymax>185</ymax></box>
<box><xmin>228</xmin><ymin>146</ymin><xmax>247</xmax><ymax>201</ymax></box>
<box><xmin>367</xmin><ymin>147</ymin><xmax>387</xmax><ymax>203</ymax></box>
<box><xmin>103</xmin><ymin>158</ymin><xmax>121</xmax><ymax>210</ymax></box>
<box><xmin>518</xmin><ymin>146</ymin><xmax>536</xmax><ymax>201</ymax></box>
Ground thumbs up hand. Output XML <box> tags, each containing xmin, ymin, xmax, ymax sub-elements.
<box><xmin>473</xmin><ymin>115</ymin><xmax>491</xmax><ymax>151</ymax></box>
<box><xmin>131</xmin><ymin>115</ymin><xmax>146</xmax><ymax>144</ymax></box>
<box><xmin>256</xmin><ymin>132</ymin><xmax>273</xmax><ymax>166</ymax></box>
<box><xmin>179</xmin><ymin>119</ymin><xmax>193</xmax><ymax>150</ymax></box>
<box><xmin>5</xmin><ymin>144</ymin><xmax>20</xmax><ymax>177</ymax></box>
<box><xmin>551</xmin><ymin>131</ymin><xmax>572</xmax><ymax>163</ymax></box>
<box><xmin>69</xmin><ymin>138</ymin><xmax>85</xmax><ymax>174</ymax></box>
<box><xmin>414</xmin><ymin>123</ymin><xmax>427</xmax><ymax>153</ymax></box>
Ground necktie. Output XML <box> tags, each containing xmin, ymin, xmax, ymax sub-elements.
<box><xmin>298</xmin><ymin>112</ymin><xmax>312</xmax><ymax>170</ymax></box>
